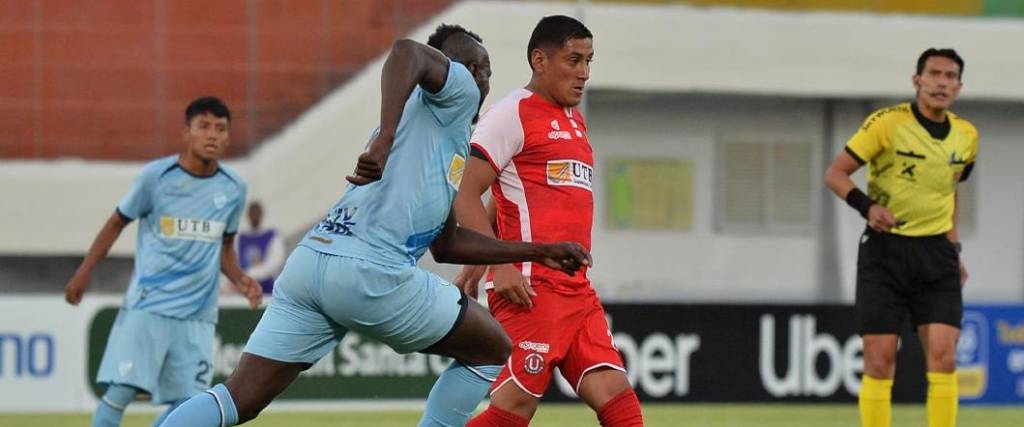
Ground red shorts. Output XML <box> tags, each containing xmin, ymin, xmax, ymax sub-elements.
<box><xmin>487</xmin><ymin>285</ymin><xmax>625</xmax><ymax>397</ymax></box>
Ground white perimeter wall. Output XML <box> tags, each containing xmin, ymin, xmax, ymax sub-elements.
<box><xmin>2</xmin><ymin>1</ymin><xmax>1023</xmax><ymax>302</ymax></box>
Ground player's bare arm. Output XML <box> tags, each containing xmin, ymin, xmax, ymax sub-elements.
<box><xmin>949</xmin><ymin>191</ymin><xmax>967</xmax><ymax>286</ymax></box>
<box><xmin>347</xmin><ymin>39</ymin><xmax>451</xmax><ymax>185</ymax></box>
<box><xmin>64</xmin><ymin>210</ymin><xmax>130</xmax><ymax>305</ymax></box>
<box><xmin>824</xmin><ymin>150</ymin><xmax>897</xmax><ymax>232</ymax></box>
<box><xmin>431</xmin><ymin>210</ymin><xmax>591</xmax><ymax>275</ymax></box>
<box><xmin>454</xmin><ymin>156</ymin><xmax>536</xmax><ymax>306</ymax></box>
<box><xmin>452</xmin><ymin>196</ymin><xmax>497</xmax><ymax>297</ymax></box>
<box><xmin>220</xmin><ymin>234</ymin><xmax>263</xmax><ymax>309</ymax></box>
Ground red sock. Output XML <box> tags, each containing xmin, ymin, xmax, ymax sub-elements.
<box><xmin>466</xmin><ymin>405</ymin><xmax>530</xmax><ymax>427</ymax></box>
<box><xmin>597</xmin><ymin>389</ymin><xmax>644</xmax><ymax>427</ymax></box>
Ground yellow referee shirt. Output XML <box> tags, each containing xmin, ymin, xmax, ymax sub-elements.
<box><xmin>846</xmin><ymin>102</ymin><xmax>978</xmax><ymax>237</ymax></box>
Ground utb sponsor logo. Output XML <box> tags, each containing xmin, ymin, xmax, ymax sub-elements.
<box><xmin>546</xmin><ymin>160</ymin><xmax>593</xmax><ymax>191</ymax></box>
<box><xmin>159</xmin><ymin>216</ymin><xmax>226</xmax><ymax>242</ymax></box>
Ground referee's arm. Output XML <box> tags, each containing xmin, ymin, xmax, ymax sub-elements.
<box><xmin>824</xmin><ymin>150</ymin><xmax>898</xmax><ymax>232</ymax></box>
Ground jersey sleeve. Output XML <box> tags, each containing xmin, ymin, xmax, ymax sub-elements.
<box><xmin>469</xmin><ymin>99</ymin><xmax>525</xmax><ymax>173</ymax></box>
<box><xmin>845</xmin><ymin>109</ymin><xmax>891</xmax><ymax>164</ymax></box>
<box><xmin>225</xmin><ymin>182</ymin><xmax>247</xmax><ymax>236</ymax></box>
<box><xmin>116</xmin><ymin>166</ymin><xmax>157</xmax><ymax>221</ymax></box>
<box><xmin>420</xmin><ymin>60</ymin><xmax>480</xmax><ymax>127</ymax></box>
<box><xmin>960</xmin><ymin>121</ymin><xmax>979</xmax><ymax>182</ymax></box>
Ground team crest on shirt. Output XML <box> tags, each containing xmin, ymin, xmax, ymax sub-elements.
<box><xmin>213</xmin><ymin>192</ymin><xmax>228</xmax><ymax>209</ymax></box>
<box><xmin>447</xmin><ymin>154</ymin><xmax>466</xmax><ymax>190</ymax></box>
<box><xmin>524</xmin><ymin>353</ymin><xmax>545</xmax><ymax>375</ymax></box>
<box><xmin>159</xmin><ymin>216</ymin><xmax>226</xmax><ymax>242</ymax></box>
<box><xmin>546</xmin><ymin>159</ymin><xmax>593</xmax><ymax>191</ymax></box>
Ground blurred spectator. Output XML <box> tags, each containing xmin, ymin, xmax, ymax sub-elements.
<box><xmin>238</xmin><ymin>201</ymin><xmax>285</xmax><ymax>295</ymax></box>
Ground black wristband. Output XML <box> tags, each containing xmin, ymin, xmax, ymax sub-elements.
<box><xmin>953</xmin><ymin>241</ymin><xmax>962</xmax><ymax>253</ymax></box>
<box><xmin>844</xmin><ymin>188</ymin><xmax>874</xmax><ymax>219</ymax></box>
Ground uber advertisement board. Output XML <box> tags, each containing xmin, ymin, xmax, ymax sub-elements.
<box><xmin>86</xmin><ymin>304</ymin><xmax>1023</xmax><ymax>404</ymax></box>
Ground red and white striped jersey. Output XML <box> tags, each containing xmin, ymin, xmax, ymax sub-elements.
<box><xmin>470</xmin><ymin>89</ymin><xmax>594</xmax><ymax>292</ymax></box>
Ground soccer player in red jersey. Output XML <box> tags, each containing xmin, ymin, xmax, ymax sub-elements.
<box><xmin>457</xmin><ymin>15</ymin><xmax>643</xmax><ymax>427</ymax></box>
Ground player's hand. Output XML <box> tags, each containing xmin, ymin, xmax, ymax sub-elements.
<box><xmin>234</xmin><ymin>275</ymin><xmax>263</xmax><ymax>309</ymax></box>
<box><xmin>64</xmin><ymin>271</ymin><xmax>90</xmax><ymax>306</ymax></box>
<box><xmin>867</xmin><ymin>204</ymin><xmax>898</xmax><ymax>233</ymax></box>
<box><xmin>535</xmin><ymin>242</ymin><xmax>592</xmax><ymax>276</ymax></box>
<box><xmin>346</xmin><ymin>132</ymin><xmax>393</xmax><ymax>186</ymax></box>
<box><xmin>454</xmin><ymin>265</ymin><xmax>487</xmax><ymax>299</ymax></box>
<box><xmin>959</xmin><ymin>257</ymin><xmax>968</xmax><ymax>288</ymax></box>
<box><xmin>492</xmin><ymin>264</ymin><xmax>535</xmax><ymax>309</ymax></box>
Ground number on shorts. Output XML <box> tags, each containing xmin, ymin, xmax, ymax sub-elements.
<box><xmin>196</xmin><ymin>360</ymin><xmax>211</xmax><ymax>384</ymax></box>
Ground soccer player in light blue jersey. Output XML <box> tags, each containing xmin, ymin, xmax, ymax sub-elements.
<box><xmin>64</xmin><ymin>97</ymin><xmax>263</xmax><ymax>427</ymax></box>
<box><xmin>160</xmin><ymin>25</ymin><xmax>591</xmax><ymax>427</ymax></box>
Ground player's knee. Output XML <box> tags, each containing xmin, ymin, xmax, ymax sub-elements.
<box><xmin>863</xmin><ymin>353</ymin><xmax>896</xmax><ymax>378</ymax></box>
<box><xmin>927</xmin><ymin>348</ymin><xmax>957</xmax><ymax>372</ymax></box>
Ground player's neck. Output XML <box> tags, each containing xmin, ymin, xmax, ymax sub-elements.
<box><xmin>525</xmin><ymin>80</ymin><xmax>561</xmax><ymax>108</ymax></box>
<box><xmin>914</xmin><ymin>98</ymin><xmax>948</xmax><ymax>123</ymax></box>
<box><xmin>178</xmin><ymin>153</ymin><xmax>218</xmax><ymax>177</ymax></box>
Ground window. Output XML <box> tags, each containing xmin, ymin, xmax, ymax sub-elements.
<box><xmin>716</xmin><ymin>139</ymin><xmax>817</xmax><ymax>233</ymax></box>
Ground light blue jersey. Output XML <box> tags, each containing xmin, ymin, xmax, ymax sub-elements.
<box><xmin>118</xmin><ymin>155</ymin><xmax>247</xmax><ymax>323</ymax></box>
<box><xmin>300</xmin><ymin>60</ymin><xmax>479</xmax><ymax>266</ymax></box>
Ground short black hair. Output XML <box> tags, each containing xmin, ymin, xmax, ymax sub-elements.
<box><xmin>916</xmin><ymin>48</ymin><xmax>964</xmax><ymax>80</ymax></box>
<box><xmin>427</xmin><ymin>24</ymin><xmax>482</xmax><ymax>51</ymax></box>
<box><xmin>527</xmin><ymin>15</ymin><xmax>592</xmax><ymax>69</ymax></box>
<box><xmin>185</xmin><ymin>96</ymin><xmax>231</xmax><ymax>126</ymax></box>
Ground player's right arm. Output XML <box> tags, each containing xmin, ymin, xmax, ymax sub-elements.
<box><xmin>347</xmin><ymin>39</ymin><xmax>451</xmax><ymax>185</ymax></box>
<box><xmin>824</xmin><ymin>110</ymin><xmax>898</xmax><ymax>232</ymax></box>
<box><xmin>431</xmin><ymin>210</ymin><xmax>591</xmax><ymax>275</ymax></box>
<box><xmin>64</xmin><ymin>211</ymin><xmax>130</xmax><ymax>305</ymax></box>
<box><xmin>453</xmin><ymin>155</ymin><xmax>537</xmax><ymax>306</ymax></box>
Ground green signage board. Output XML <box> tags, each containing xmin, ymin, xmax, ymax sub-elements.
<box><xmin>88</xmin><ymin>307</ymin><xmax>452</xmax><ymax>399</ymax></box>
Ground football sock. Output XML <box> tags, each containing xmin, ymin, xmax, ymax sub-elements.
<box><xmin>418</xmin><ymin>361</ymin><xmax>502</xmax><ymax>427</ymax></box>
<box><xmin>150</xmin><ymin>399</ymin><xmax>185</xmax><ymax>427</ymax></box>
<box><xmin>596</xmin><ymin>388</ymin><xmax>644</xmax><ymax>427</ymax></box>
<box><xmin>926</xmin><ymin>371</ymin><xmax>958</xmax><ymax>427</ymax></box>
<box><xmin>466</xmin><ymin>405</ymin><xmax>530</xmax><ymax>427</ymax></box>
<box><xmin>93</xmin><ymin>384</ymin><xmax>137</xmax><ymax>427</ymax></box>
<box><xmin>157</xmin><ymin>383</ymin><xmax>238</xmax><ymax>427</ymax></box>
<box><xmin>859</xmin><ymin>375</ymin><xmax>893</xmax><ymax>427</ymax></box>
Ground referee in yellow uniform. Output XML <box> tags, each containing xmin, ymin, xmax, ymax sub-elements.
<box><xmin>825</xmin><ymin>48</ymin><xmax>977</xmax><ymax>427</ymax></box>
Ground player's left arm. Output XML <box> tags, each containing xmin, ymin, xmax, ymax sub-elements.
<box><xmin>347</xmin><ymin>39</ymin><xmax>451</xmax><ymax>186</ymax></box>
<box><xmin>221</xmin><ymin>234</ymin><xmax>263</xmax><ymax>309</ymax></box>
<box><xmin>431</xmin><ymin>210</ymin><xmax>591</xmax><ymax>275</ymax></box>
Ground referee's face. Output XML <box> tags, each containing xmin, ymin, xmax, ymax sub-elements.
<box><xmin>914</xmin><ymin>56</ymin><xmax>962</xmax><ymax>111</ymax></box>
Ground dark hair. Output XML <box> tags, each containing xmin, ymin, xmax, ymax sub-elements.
<box><xmin>427</xmin><ymin>24</ymin><xmax>482</xmax><ymax>51</ymax></box>
<box><xmin>916</xmin><ymin>48</ymin><xmax>964</xmax><ymax>80</ymax></box>
<box><xmin>527</xmin><ymin>15</ymin><xmax>592</xmax><ymax>69</ymax></box>
<box><xmin>185</xmin><ymin>96</ymin><xmax>231</xmax><ymax>125</ymax></box>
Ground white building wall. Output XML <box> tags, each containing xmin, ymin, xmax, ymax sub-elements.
<box><xmin>2</xmin><ymin>1</ymin><xmax>1023</xmax><ymax>301</ymax></box>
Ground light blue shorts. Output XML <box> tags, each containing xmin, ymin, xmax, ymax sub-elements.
<box><xmin>244</xmin><ymin>245</ymin><xmax>466</xmax><ymax>364</ymax></box>
<box><xmin>96</xmin><ymin>309</ymin><xmax>215</xmax><ymax>403</ymax></box>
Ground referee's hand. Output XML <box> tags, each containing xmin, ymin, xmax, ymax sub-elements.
<box><xmin>867</xmin><ymin>204</ymin><xmax>898</xmax><ymax>232</ymax></box>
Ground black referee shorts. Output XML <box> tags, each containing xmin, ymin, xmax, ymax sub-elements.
<box><xmin>854</xmin><ymin>227</ymin><xmax>963</xmax><ymax>335</ymax></box>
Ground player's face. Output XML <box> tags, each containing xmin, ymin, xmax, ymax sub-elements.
<box><xmin>469</xmin><ymin>50</ymin><xmax>492</xmax><ymax>122</ymax></box>
<box><xmin>913</xmin><ymin>56</ymin><xmax>962</xmax><ymax>111</ymax></box>
<box><xmin>183</xmin><ymin>113</ymin><xmax>230</xmax><ymax>162</ymax></box>
<box><xmin>539</xmin><ymin>38</ymin><xmax>593</xmax><ymax>107</ymax></box>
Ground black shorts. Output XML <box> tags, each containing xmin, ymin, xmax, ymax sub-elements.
<box><xmin>855</xmin><ymin>227</ymin><xmax>962</xmax><ymax>335</ymax></box>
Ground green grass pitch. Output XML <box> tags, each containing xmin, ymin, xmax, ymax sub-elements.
<box><xmin>3</xmin><ymin>403</ymin><xmax>1023</xmax><ymax>426</ymax></box>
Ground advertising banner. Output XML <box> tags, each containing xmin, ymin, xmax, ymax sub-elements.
<box><xmin>957</xmin><ymin>305</ymin><xmax>1024</xmax><ymax>404</ymax></box>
